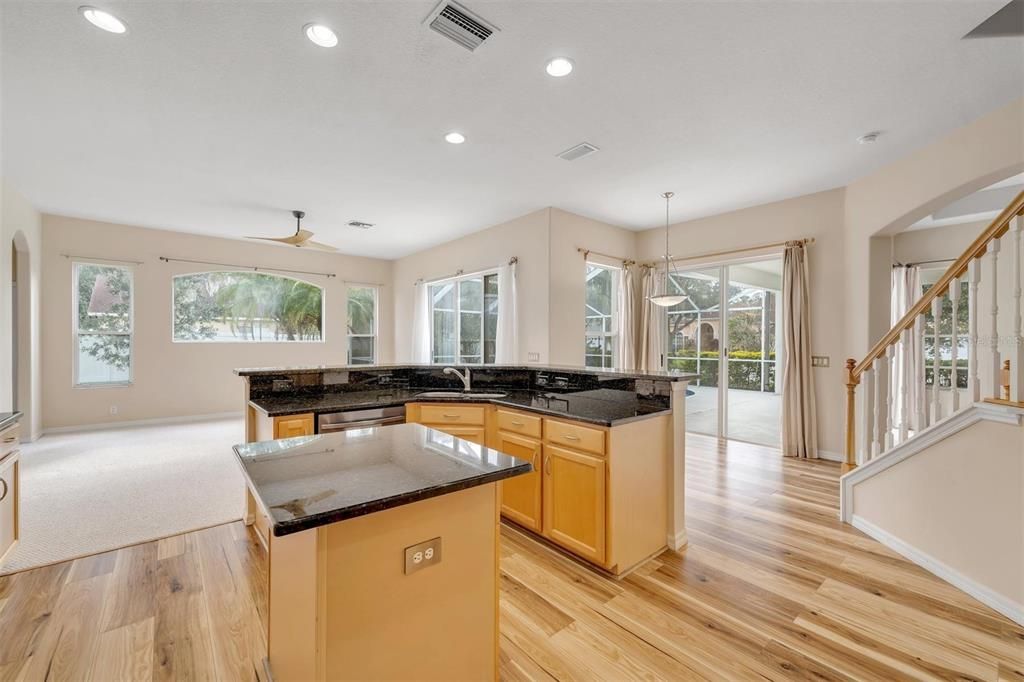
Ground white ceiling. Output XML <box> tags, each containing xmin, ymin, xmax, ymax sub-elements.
<box><xmin>3</xmin><ymin>1</ymin><xmax>1022</xmax><ymax>259</ymax></box>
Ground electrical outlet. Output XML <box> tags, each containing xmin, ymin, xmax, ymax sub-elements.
<box><xmin>404</xmin><ymin>537</ymin><xmax>442</xmax><ymax>575</ymax></box>
<box><xmin>811</xmin><ymin>356</ymin><xmax>830</xmax><ymax>368</ymax></box>
<box><xmin>528</xmin><ymin>352</ymin><xmax>540</xmax><ymax>362</ymax></box>
<box><xmin>109</xmin><ymin>405</ymin><xmax>118</xmax><ymax>415</ymax></box>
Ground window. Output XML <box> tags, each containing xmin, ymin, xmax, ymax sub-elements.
<box><xmin>585</xmin><ymin>263</ymin><xmax>618</xmax><ymax>368</ymax></box>
<box><xmin>921</xmin><ymin>269</ymin><xmax>969</xmax><ymax>389</ymax></box>
<box><xmin>172</xmin><ymin>272</ymin><xmax>323</xmax><ymax>342</ymax></box>
<box><xmin>429</xmin><ymin>272</ymin><xmax>498</xmax><ymax>364</ymax></box>
<box><xmin>347</xmin><ymin>285</ymin><xmax>377</xmax><ymax>365</ymax></box>
<box><xmin>74</xmin><ymin>262</ymin><xmax>133</xmax><ymax>386</ymax></box>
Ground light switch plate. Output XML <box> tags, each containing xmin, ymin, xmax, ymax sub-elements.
<box><xmin>404</xmin><ymin>537</ymin><xmax>442</xmax><ymax>575</ymax></box>
<box><xmin>811</xmin><ymin>356</ymin><xmax>830</xmax><ymax>368</ymax></box>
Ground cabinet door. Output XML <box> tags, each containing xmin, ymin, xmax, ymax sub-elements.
<box><xmin>496</xmin><ymin>432</ymin><xmax>543</xmax><ymax>532</ymax></box>
<box><xmin>542</xmin><ymin>444</ymin><xmax>606</xmax><ymax>564</ymax></box>
<box><xmin>0</xmin><ymin>452</ymin><xmax>19</xmax><ymax>565</ymax></box>
<box><xmin>275</xmin><ymin>413</ymin><xmax>314</xmax><ymax>439</ymax></box>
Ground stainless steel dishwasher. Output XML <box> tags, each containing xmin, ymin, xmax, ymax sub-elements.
<box><xmin>317</xmin><ymin>405</ymin><xmax>407</xmax><ymax>433</ymax></box>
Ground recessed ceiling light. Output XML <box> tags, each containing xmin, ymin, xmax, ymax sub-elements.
<box><xmin>444</xmin><ymin>132</ymin><xmax>466</xmax><ymax>144</ymax></box>
<box><xmin>545</xmin><ymin>57</ymin><xmax>574</xmax><ymax>77</ymax></box>
<box><xmin>79</xmin><ymin>6</ymin><xmax>127</xmax><ymax>34</ymax></box>
<box><xmin>857</xmin><ymin>131</ymin><xmax>881</xmax><ymax>144</ymax></box>
<box><xmin>304</xmin><ymin>23</ymin><xmax>338</xmax><ymax>48</ymax></box>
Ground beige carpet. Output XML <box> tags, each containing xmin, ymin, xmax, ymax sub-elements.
<box><xmin>1</xmin><ymin>417</ymin><xmax>246</xmax><ymax>575</ymax></box>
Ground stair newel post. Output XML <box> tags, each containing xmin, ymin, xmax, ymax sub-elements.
<box><xmin>914</xmin><ymin>314</ymin><xmax>927</xmax><ymax>431</ymax></box>
<box><xmin>843</xmin><ymin>358</ymin><xmax>858</xmax><ymax>473</ymax></box>
<box><xmin>948</xmin><ymin>276</ymin><xmax>961</xmax><ymax>413</ymax></box>
<box><xmin>1011</xmin><ymin>215</ymin><xmax>1023</xmax><ymax>403</ymax></box>
<box><xmin>968</xmin><ymin>258</ymin><xmax>981</xmax><ymax>404</ymax></box>
<box><xmin>860</xmin><ymin>361</ymin><xmax>874</xmax><ymax>464</ymax></box>
<box><xmin>931</xmin><ymin>296</ymin><xmax>942</xmax><ymax>422</ymax></box>
<box><xmin>883</xmin><ymin>345</ymin><xmax>894</xmax><ymax>451</ymax></box>
<box><xmin>898</xmin><ymin>328</ymin><xmax>911</xmax><ymax>443</ymax></box>
<box><xmin>988</xmin><ymin>238</ymin><xmax>1001</xmax><ymax>400</ymax></box>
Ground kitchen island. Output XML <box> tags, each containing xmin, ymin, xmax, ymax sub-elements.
<box><xmin>234</xmin><ymin>423</ymin><xmax>530</xmax><ymax>682</ymax></box>
<box><xmin>236</xmin><ymin>364</ymin><xmax>697</xmax><ymax>572</ymax></box>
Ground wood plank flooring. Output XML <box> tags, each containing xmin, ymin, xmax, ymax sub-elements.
<box><xmin>1</xmin><ymin>433</ymin><xmax>1021</xmax><ymax>680</ymax></box>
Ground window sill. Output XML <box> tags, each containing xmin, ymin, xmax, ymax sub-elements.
<box><xmin>73</xmin><ymin>381</ymin><xmax>134</xmax><ymax>389</ymax></box>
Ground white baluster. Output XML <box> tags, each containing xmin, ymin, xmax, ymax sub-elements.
<box><xmin>884</xmin><ymin>345</ymin><xmax>894</xmax><ymax>452</ymax></box>
<box><xmin>948</xmin><ymin>276</ymin><xmax>960</xmax><ymax>412</ymax></box>
<box><xmin>861</xmin><ymin>364</ymin><xmax>874</xmax><ymax>463</ymax></box>
<box><xmin>968</xmin><ymin>258</ymin><xmax>981</xmax><ymax>404</ymax></box>
<box><xmin>1011</xmin><ymin>216</ymin><xmax>1023</xmax><ymax>403</ymax></box>
<box><xmin>872</xmin><ymin>357</ymin><xmax>883</xmax><ymax>458</ymax></box>
<box><xmin>931</xmin><ymin>296</ymin><xmax>942</xmax><ymax>422</ymax></box>
<box><xmin>898</xmin><ymin>328</ymin><xmax>910</xmax><ymax>443</ymax></box>
<box><xmin>988</xmin><ymin>238</ymin><xmax>1001</xmax><ymax>399</ymax></box>
<box><xmin>914</xmin><ymin>314</ymin><xmax>927</xmax><ymax>431</ymax></box>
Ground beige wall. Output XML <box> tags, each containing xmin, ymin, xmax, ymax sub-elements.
<box><xmin>41</xmin><ymin>215</ymin><xmax>393</xmax><ymax>430</ymax></box>
<box><xmin>892</xmin><ymin>221</ymin><xmax>988</xmax><ymax>266</ymax></box>
<box><xmin>635</xmin><ymin>188</ymin><xmax>848</xmax><ymax>457</ymax></box>
<box><xmin>844</xmin><ymin>97</ymin><xmax>1024</xmax><ymax>359</ymax></box>
<box><xmin>851</xmin><ymin>417</ymin><xmax>1024</xmax><ymax>614</ymax></box>
<box><xmin>0</xmin><ymin>181</ymin><xmax>42</xmax><ymax>440</ymax></box>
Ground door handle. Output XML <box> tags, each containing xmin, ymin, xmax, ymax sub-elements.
<box><xmin>545</xmin><ymin>456</ymin><xmax>551</xmax><ymax>476</ymax></box>
<box><xmin>510</xmin><ymin>420</ymin><xmax>524</xmax><ymax>427</ymax></box>
<box><xmin>0</xmin><ymin>478</ymin><xmax>7</xmax><ymax>502</ymax></box>
<box><xmin>443</xmin><ymin>414</ymin><xmax>461</xmax><ymax>419</ymax></box>
<box><xmin>563</xmin><ymin>434</ymin><xmax>581</xmax><ymax>441</ymax></box>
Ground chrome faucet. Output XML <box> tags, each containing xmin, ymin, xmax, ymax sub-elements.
<box><xmin>443</xmin><ymin>366</ymin><xmax>471</xmax><ymax>391</ymax></box>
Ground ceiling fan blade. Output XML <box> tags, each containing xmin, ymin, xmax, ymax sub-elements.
<box><xmin>300</xmin><ymin>240</ymin><xmax>338</xmax><ymax>251</ymax></box>
<box><xmin>247</xmin><ymin>236</ymin><xmax>297</xmax><ymax>244</ymax></box>
<box><xmin>247</xmin><ymin>229</ymin><xmax>315</xmax><ymax>246</ymax></box>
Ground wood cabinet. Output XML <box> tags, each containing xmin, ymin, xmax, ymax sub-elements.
<box><xmin>438</xmin><ymin>426</ymin><xmax>486</xmax><ymax>445</ymax></box>
<box><xmin>0</xmin><ymin>422</ymin><xmax>20</xmax><ymax>568</ymax></box>
<box><xmin>495</xmin><ymin>431</ymin><xmax>543</xmax><ymax>531</ymax></box>
<box><xmin>542</xmin><ymin>444</ymin><xmax>606</xmax><ymax>564</ymax></box>
<box><xmin>254</xmin><ymin>412</ymin><xmax>315</xmax><ymax>442</ymax></box>
<box><xmin>406</xmin><ymin>403</ymin><xmax>488</xmax><ymax>448</ymax></box>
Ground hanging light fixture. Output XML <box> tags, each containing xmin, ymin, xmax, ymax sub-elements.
<box><xmin>649</xmin><ymin>191</ymin><xmax>687</xmax><ymax>307</ymax></box>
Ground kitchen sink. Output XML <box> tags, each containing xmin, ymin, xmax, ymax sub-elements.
<box><xmin>415</xmin><ymin>391</ymin><xmax>508</xmax><ymax>399</ymax></box>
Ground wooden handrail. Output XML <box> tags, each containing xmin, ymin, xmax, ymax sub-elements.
<box><xmin>851</xmin><ymin>189</ymin><xmax>1024</xmax><ymax>379</ymax></box>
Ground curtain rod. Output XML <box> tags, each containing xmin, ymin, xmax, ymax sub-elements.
<box><xmin>645</xmin><ymin>237</ymin><xmax>814</xmax><ymax>267</ymax></box>
<box><xmin>415</xmin><ymin>256</ymin><xmax>517</xmax><ymax>286</ymax></box>
<box><xmin>576</xmin><ymin>247</ymin><xmax>637</xmax><ymax>267</ymax></box>
<box><xmin>61</xmin><ymin>254</ymin><xmax>144</xmax><ymax>266</ymax></box>
<box><xmin>158</xmin><ymin>256</ymin><xmax>336</xmax><ymax>279</ymax></box>
<box><xmin>893</xmin><ymin>257</ymin><xmax>956</xmax><ymax>268</ymax></box>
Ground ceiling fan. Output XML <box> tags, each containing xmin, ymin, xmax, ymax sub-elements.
<box><xmin>248</xmin><ymin>210</ymin><xmax>337</xmax><ymax>251</ymax></box>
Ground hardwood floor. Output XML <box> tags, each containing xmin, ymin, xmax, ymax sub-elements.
<box><xmin>0</xmin><ymin>433</ymin><xmax>1021</xmax><ymax>680</ymax></box>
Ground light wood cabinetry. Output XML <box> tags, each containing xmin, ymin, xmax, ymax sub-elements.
<box><xmin>416</xmin><ymin>403</ymin><xmax>486</xmax><ymax>426</ymax></box>
<box><xmin>438</xmin><ymin>426</ymin><xmax>486</xmax><ymax>445</ymax></box>
<box><xmin>545</xmin><ymin>418</ymin><xmax>605</xmax><ymax>456</ymax></box>
<box><xmin>542</xmin><ymin>443</ymin><xmax>607</xmax><ymax>564</ymax></box>
<box><xmin>494</xmin><ymin>431</ymin><xmax>543</xmax><ymax>531</ymax></box>
<box><xmin>0</xmin><ymin>422</ymin><xmax>20</xmax><ymax>567</ymax></box>
<box><xmin>254</xmin><ymin>412</ymin><xmax>315</xmax><ymax>442</ymax></box>
<box><xmin>495</xmin><ymin>409</ymin><xmax>542</xmax><ymax>438</ymax></box>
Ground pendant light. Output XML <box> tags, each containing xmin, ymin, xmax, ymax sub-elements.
<box><xmin>649</xmin><ymin>191</ymin><xmax>687</xmax><ymax>307</ymax></box>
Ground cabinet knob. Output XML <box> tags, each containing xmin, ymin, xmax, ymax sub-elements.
<box><xmin>0</xmin><ymin>478</ymin><xmax>7</xmax><ymax>502</ymax></box>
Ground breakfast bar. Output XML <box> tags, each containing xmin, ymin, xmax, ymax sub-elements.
<box><xmin>234</xmin><ymin>423</ymin><xmax>531</xmax><ymax>681</ymax></box>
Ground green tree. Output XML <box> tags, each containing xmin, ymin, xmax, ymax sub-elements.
<box><xmin>77</xmin><ymin>264</ymin><xmax>131</xmax><ymax>371</ymax></box>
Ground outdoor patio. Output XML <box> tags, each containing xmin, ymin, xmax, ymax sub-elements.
<box><xmin>686</xmin><ymin>384</ymin><xmax>781</xmax><ymax>446</ymax></box>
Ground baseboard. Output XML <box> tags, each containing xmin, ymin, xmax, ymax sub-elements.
<box><xmin>817</xmin><ymin>449</ymin><xmax>843</xmax><ymax>462</ymax></box>
<box><xmin>851</xmin><ymin>515</ymin><xmax>1023</xmax><ymax>627</ymax></box>
<box><xmin>667</xmin><ymin>529</ymin><xmax>689</xmax><ymax>551</ymax></box>
<box><xmin>42</xmin><ymin>411</ymin><xmax>243</xmax><ymax>436</ymax></box>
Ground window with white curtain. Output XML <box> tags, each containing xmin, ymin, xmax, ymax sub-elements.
<box><xmin>584</xmin><ymin>263</ymin><xmax>619</xmax><ymax>368</ymax></box>
<box><xmin>347</xmin><ymin>285</ymin><xmax>378</xmax><ymax>365</ymax></box>
<box><xmin>429</xmin><ymin>272</ymin><xmax>498</xmax><ymax>364</ymax></box>
<box><xmin>920</xmin><ymin>267</ymin><xmax>969</xmax><ymax>389</ymax></box>
<box><xmin>74</xmin><ymin>262</ymin><xmax>133</xmax><ymax>386</ymax></box>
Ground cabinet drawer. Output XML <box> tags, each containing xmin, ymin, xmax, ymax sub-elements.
<box><xmin>496</xmin><ymin>409</ymin><xmax>542</xmax><ymax>439</ymax></box>
<box><xmin>419</xmin><ymin>404</ymin><xmax>486</xmax><ymax>426</ymax></box>
<box><xmin>435</xmin><ymin>426</ymin><xmax>486</xmax><ymax>446</ymax></box>
<box><xmin>0</xmin><ymin>451</ymin><xmax>19</xmax><ymax>565</ymax></box>
<box><xmin>544</xmin><ymin>419</ymin><xmax>605</xmax><ymax>456</ymax></box>
<box><xmin>0</xmin><ymin>423</ymin><xmax>19</xmax><ymax>459</ymax></box>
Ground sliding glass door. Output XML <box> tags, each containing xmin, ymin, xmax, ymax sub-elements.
<box><xmin>665</xmin><ymin>257</ymin><xmax>783</xmax><ymax>446</ymax></box>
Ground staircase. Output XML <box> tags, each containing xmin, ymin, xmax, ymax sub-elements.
<box><xmin>839</xmin><ymin>190</ymin><xmax>1024</xmax><ymax>626</ymax></box>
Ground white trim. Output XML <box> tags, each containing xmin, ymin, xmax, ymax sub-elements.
<box><xmin>840</xmin><ymin>402</ymin><xmax>1023</xmax><ymax>521</ymax></box>
<box><xmin>41</xmin><ymin>411</ymin><xmax>242</xmax><ymax>436</ymax></box>
<box><xmin>817</xmin><ymin>449</ymin><xmax>844</xmax><ymax>462</ymax></box>
<box><xmin>667</xmin><ymin>530</ymin><xmax>689</xmax><ymax>552</ymax></box>
<box><xmin>850</xmin><ymin>514</ymin><xmax>1024</xmax><ymax>627</ymax></box>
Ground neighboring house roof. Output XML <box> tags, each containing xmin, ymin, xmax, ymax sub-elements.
<box><xmin>87</xmin><ymin>274</ymin><xmax>123</xmax><ymax>314</ymax></box>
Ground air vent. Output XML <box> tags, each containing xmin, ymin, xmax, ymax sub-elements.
<box><xmin>557</xmin><ymin>142</ymin><xmax>600</xmax><ymax>161</ymax></box>
<box><xmin>347</xmin><ymin>220</ymin><xmax>374</xmax><ymax>230</ymax></box>
<box><xmin>425</xmin><ymin>1</ymin><xmax>498</xmax><ymax>51</ymax></box>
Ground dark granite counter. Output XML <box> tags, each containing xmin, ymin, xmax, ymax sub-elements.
<box><xmin>0</xmin><ymin>412</ymin><xmax>22</xmax><ymax>432</ymax></box>
<box><xmin>249</xmin><ymin>388</ymin><xmax>674</xmax><ymax>426</ymax></box>
<box><xmin>235</xmin><ymin>362</ymin><xmax>698</xmax><ymax>382</ymax></box>
<box><xmin>233</xmin><ymin>423</ymin><xmax>532</xmax><ymax>536</ymax></box>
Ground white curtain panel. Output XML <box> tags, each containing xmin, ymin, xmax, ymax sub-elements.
<box><xmin>641</xmin><ymin>267</ymin><xmax>667</xmax><ymax>372</ymax></box>
<box><xmin>495</xmin><ymin>259</ymin><xmax>519</xmax><ymax>363</ymax></box>
<box><xmin>617</xmin><ymin>264</ymin><xmax>638</xmax><ymax>371</ymax></box>
<box><xmin>411</xmin><ymin>282</ymin><xmax>430</xmax><ymax>363</ymax></box>
<box><xmin>890</xmin><ymin>265</ymin><xmax>923</xmax><ymax>432</ymax></box>
<box><xmin>781</xmin><ymin>243</ymin><xmax>819</xmax><ymax>459</ymax></box>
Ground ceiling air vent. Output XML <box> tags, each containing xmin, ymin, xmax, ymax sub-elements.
<box><xmin>425</xmin><ymin>1</ymin><xmax>499</xmax><ymax>52</ymax></box>
<box><xmin>557</xmin><ymin>142</ymin><xmax>600</xmax><ymax>161</ymax></box>
<box><xmin>347</xmin><ymin>220</ymin><xmax>374</xmax><ymax>230</ymax></box>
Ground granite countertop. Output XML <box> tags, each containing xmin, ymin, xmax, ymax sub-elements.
<box><xmin>249</xmin><ymin>388</ymin><xmax>674</xmax><ymax>426</ymax></box>
<box><xmin>233</xmin><ymin>423</ymin><xmax>532</xmax><ymax>536</ymax></box>
<box><xmin>0</xmin><ymin>411</ymin><xmax>23</xmax><ymax>432</ymax></box>
<box><xmin>235</xmin><ymin>362</ymin><xmax>698</xmax><ymax>382</ymax></box>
